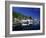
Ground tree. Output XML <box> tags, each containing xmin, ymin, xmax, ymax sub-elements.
<box><xmin>29</xmin><ymin>16</ymin><xmax>32</xmax><ymax>19</ymax></box>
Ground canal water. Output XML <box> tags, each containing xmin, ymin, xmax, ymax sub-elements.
<box><xmin>12</xmin><ymin>24</ymin><xmax>40</xmax><ymax>31</ymax></box>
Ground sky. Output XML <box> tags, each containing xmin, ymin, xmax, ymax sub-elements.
<box><xmin>12</xmin><ymin>7</ymin><xmax>40</xmax><ymax>20</ymax></box>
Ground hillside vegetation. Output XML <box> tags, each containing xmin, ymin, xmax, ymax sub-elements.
<box><xmin>13</xmin><ymin>12</ymin><xmax>32</xmax><ymax>20</ymax></box>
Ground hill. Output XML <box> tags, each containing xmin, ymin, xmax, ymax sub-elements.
<box><xmin>12</xmin><ymin>12</ymin><xmax>32</xmax><ymax>20</ymax></box>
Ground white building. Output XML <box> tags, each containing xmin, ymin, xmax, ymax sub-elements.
<box><xmin>21</xmin><ymin>19</ymin><xmax>33</xmax><ymax>26</ymax></box>
<box><xmin>13</xmin><ymin>18</ymin><xmax>39</xmax><ymax>26</ymax></box>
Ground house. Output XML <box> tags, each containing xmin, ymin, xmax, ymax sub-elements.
<box><xmin>21</xmin><ymin>19</ymin><xmax>33</xmax><ymax>26</ymax></box>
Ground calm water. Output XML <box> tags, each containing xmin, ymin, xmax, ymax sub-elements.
<box><xmin>12</xmin><ymin>24</ymin><xmax>40</xmax><ymax>31</ymax></box>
